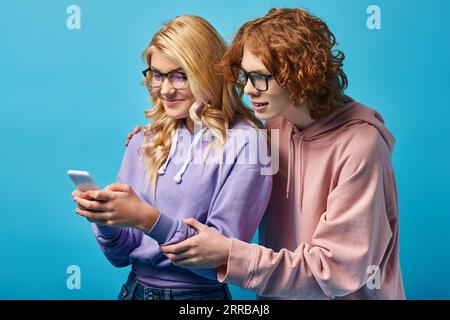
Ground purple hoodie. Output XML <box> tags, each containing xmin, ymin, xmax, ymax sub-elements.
<box><xmin>92</xmin><ymin>118</ymin><xmax>272</xmax><ymax>288</ymax></box>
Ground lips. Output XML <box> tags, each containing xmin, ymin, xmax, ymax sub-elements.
<box><xmin>251</xmin><ymin>101</ymin><xmax>269</xmax><ymax>112</ymax></box>
<box><xmin>163</xmin><ymin>98</ymin><xmax>182</xmax><ymax>103</ymax></box>
<box><xmin>163</xmin><ymin>98</ymin><xmax>183</xmax><ymax>107</ymax></box>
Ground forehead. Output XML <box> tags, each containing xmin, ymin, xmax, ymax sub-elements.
<box><xmin>150</xmin><ymin>48</ymin><xmax>181</xmax><ymax>72</ymax></box>
<box><xmin>241</xmin><ymin>44</ymin><xmax>269</xmax><ymax>73</ymax></box>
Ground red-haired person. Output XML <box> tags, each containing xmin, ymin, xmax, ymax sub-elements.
<box><xmin>130</xmin><ymin>8</ymin><xmax>405</xmax><ymax>300</ymax></box>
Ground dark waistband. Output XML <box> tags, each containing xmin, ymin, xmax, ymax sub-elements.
<box><xmin>127</xmin><ymin>271</ymin><xmax>227</xmax><ymax>292</ymax></box>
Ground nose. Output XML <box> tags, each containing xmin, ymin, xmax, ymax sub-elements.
<box><xmin>243</xmin><ymin>78</ymin><xmax>259</xmax><ymax>96</ymax></box>
<box><xmin>160</xmin><ymin>78</ymin><xmax>176</xmax><ymax>97</ymax></box>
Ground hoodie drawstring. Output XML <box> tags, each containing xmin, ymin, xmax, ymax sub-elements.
<box><xmin>286</xmin><ymin>126</ymin><xmax>293</xmax><ymax>199</ymax></box>
<box><xmin>158</xmin><ymin>128</ymin><xmax>180</xmax><ymax>175</ymax></box>
<box><xmin>297</xmin><ymin>137</ymin><xmax>304</xmax><ymax>209</ymax></box>
<box><xmin>285</xmin><ymin>125</ymin><xmax>304</xmax><ymax>211</ymax></box>
<box><xmin>173</xmin><ymin>126</ymin><xmax>207</xmax><ymax>184</ymax></box>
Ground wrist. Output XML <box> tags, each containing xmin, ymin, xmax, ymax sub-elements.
<box><xmin>221</xmin><ymin>237</ymin><xmax>232</xmax><ymax>265</ymax></box>
<box><xmin>136</xmin><ymin>203</ymin><xmax>160</xmax><ymax>233</ymax></box>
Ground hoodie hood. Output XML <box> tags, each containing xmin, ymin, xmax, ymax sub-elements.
<box><xmin>298</xmin><ymin>96</ymin><xmax>395</xmax><ymax>152</ymax></box>
<box><xmin>276</xmin><ymin>96</ymin><xmax>396</xmax><ymax>206</ymax></box>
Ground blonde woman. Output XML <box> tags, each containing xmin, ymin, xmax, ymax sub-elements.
<box><xmin>71</xmin><ymin>15</ymin><xmax>272</xmax><ymax>300</ymax></box>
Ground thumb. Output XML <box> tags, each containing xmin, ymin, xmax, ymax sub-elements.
<box><xmin>104</xmin><ymin>183</ymin><xmax>130</xmax><ymax>192</ymax></box>
<box><xmin>182</xmin><ymin>218</ymin><xmax>207</xmax><ymax>232</ymax></box>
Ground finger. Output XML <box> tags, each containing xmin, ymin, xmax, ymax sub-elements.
<box><xmin>76</xmin><ymin>207</ymin><xmax>110</xmax><ymax>220</ymax></box>
<box><xmin>73</xmin><ymin>197</ymin><xmax>106</xmax><ymax>211</ymax></box>
<box><xmin>161</xmin><ymin>243</ymin><xmax>190</xmax><ymax>254</ymax></box>
<box><xmin>134</xmin><ymin>126</ymin><xmax>142</xmax><ymax>133</ymax></box>
<box><xmin>71</xmin><ymin>189</ymin><xmax>86</xmax><ymax>198</ymax></box>
<box><xmin>103</xmin><ymin>184</ymin><xmax>113</xmax><ymax>191</ymax></box>
<box><xmin>106</xmin><ymin>183</ymin><xmax>130</xmax><ymax>193</ymax></box>
<box><xmin>160</xmin><ymin>239</ymin><xmax>194</xmax><ymax>254</ymax></box>
<box><xmin>164</xmin><ymin>251</ymin><xmax>189</xmax><ymax>263</ymax></box>
<box><xmin>74</xmin><ymin>197</ymin><xmax>109</xmax><ymax>211</ymax></box>
<box><xmin>171</xmin><ymin>257</ymin><xmax>197</xmax><ymax>268</ymax></box>
<box><xmin>164</xmin><ymin>252</ymin><xmax>191</xmax><ymax>263</ymax></box>
<box><xmin>72</xmin><ymin>190</ymin><xmax>96</xmax><ymax>200</ymax></box>
<box><xmin>85</xmin><ymin>190</ymin><xmax>114</xmax><ymax>202</ymax></box>
<box><xmin>182</xmin><ymin>218</ymin><xmax>207</xmax><ymax>232</ymax></box>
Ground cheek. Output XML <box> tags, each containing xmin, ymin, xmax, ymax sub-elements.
<box><xmin>266</xmin><ymin>86</ymin><xmax>291</xmax><ymax>108</ymax></box>
<box><xmin>181</xmin><ymin>99</ymin><xmax>194</xmax><ymax>112</ymax></box>
<box><xmin>275</xmin><ymin>94</ymin><xmax>291</xmax><ymax>107</ymax></box>
<box><xmin>181</xmin><ymin>87</ymin><xmax>195</xmax><ymax>101</ymax></box>
<box><xmin>179</xmin><ymin>90</ymin><xmax>195</xmax><ymax>108</ymax></box>
<box><xmin>151</xmin><ymin>88</ymin><xmax>161</xmax><ymax>99</ymax></box>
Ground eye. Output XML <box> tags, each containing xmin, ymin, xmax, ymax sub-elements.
<box><xmin>170</xmin><ymin>72</ymin><xmax>187</xmax><ymax>82</ymax></box>
<box><xmin>151</xmin><ymin>71</ymin><xmax>162</xmax><ymax>80</ymax></box>
<box><xmin>251</xmin><ymin>72</ymin><xmax>266</xmax><ymax>80</ymax></box>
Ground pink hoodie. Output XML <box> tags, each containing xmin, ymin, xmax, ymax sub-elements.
<box><xmin>218</xmin><ymin>97</ymin><xmax>405</xmax><ymax>299</ymax></box>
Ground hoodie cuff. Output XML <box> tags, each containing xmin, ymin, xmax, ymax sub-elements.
<box><xmin>217</xmin><ymin>238</ymin><xmax>257</xmax><ymax>289</ymax></box>
<box><xmin>146</xmin><ymin>211</ymin><xmax>178</xmax><ymax>244</ymax></box>
<box><xmin>93</xmin><ymin>224</ymin><xmax>121</xmax><ymax>239</ymax></box>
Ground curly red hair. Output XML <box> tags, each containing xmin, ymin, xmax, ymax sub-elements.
<box><xmin>220</xmin><ymin>8</ymin><xmax>348</xmax><ymax>119</ymax></box>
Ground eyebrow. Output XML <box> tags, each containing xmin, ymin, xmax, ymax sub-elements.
<box><xmin>150</xmin><ymin>67</ymin><xmax>185</xmax><ymax>74</ymax></box>
<box><xmin>240</xmin><ymin>66</ymin><xmax>271</xmax><ymax>74</ymax></box>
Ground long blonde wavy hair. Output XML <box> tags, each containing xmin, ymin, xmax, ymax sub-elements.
<box><xmin>140</xmin><ymin>15</ymin><xmax>262</xmax><ymax>190</ymax></box>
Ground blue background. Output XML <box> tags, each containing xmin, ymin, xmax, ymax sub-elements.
<box><xmin>1</xmin><ymin>0</ymin><xmax>449</xmax><ymax>299</ymax></box>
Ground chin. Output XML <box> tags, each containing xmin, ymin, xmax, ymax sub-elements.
<box><xmin>163</xmin><ymin>107</ymin><xmax>189</xmax><ymax>120</ymax></box>
<box><xmin>165</xmin><ymin>111</ymin><xmax>188</xmax><ymax>120</ymax></box>
<box><xmin>255</xmin><ymin>110</ymin><xmax>278</xmax><ymax>121</ymax></box>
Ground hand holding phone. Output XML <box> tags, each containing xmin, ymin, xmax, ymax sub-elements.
<box><xmin>67</xmin><ymin>170</ymin><xmax>99</xmax><ymax>192</ymax></box>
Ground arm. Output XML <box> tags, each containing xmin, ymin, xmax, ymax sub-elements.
<box><xmin>92</xmin><ymin>225</ymin><xmax>142</xmax><ymax>267</ymax></box>
<box><xmin>91</xmin><ymin>132</ymin><xmax>146</xmax><ymax>267</ymax></box>
<box><xmin>151</xmin><ymin>166</ymin><xmax>272</xmax><ymax>280</ymax></box>
<box><xmin>150</xmin><ymin>132</ymin><xmax>273</xmax><ymax>279</ymax></box>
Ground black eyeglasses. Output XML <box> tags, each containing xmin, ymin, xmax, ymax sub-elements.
<box><xmin>141</xmin><ymin>67</ymin><xmax>188</xmax><ymax>89</ymax></box>
<box><xmin>231</xmin><ymin>65</ymin><xmax>273</xmax><ymax>92</ymax></box>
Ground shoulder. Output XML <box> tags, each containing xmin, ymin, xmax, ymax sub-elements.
<box><xmin>125</xmin><ymin>128</ymin><xmax>154</xmax><ymax>156</ymax></box>
<box><xmin>128</xmin><ymin>130</ymin><xmax>144</xmax><ymax>147</ymax></box>
<box><xmin>338</xmin><ymin>123</ymin><xmax>390</xmax><ymax>164</ymax></box>
<box><xmin>227</xmin><ymin>118</ymin><xmax>266</xmax><ymax>145</ymax></box>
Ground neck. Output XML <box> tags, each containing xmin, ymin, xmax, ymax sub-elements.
<box><xmin>282</xmin><ymin>104</ymin><xmax>316</xmax><ymax>130</ymax></box>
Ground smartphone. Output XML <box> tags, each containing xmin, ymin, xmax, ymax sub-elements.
<box><xmin>67</xmin><ymin>170</ymin><xmax>99</xmax><ymax>191</ymax></box>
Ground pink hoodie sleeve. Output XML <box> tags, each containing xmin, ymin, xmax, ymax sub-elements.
<box><xmin>218</xmin><ymin>132</ymin><xmax>395</xmax><ymax>299</ymax></box>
